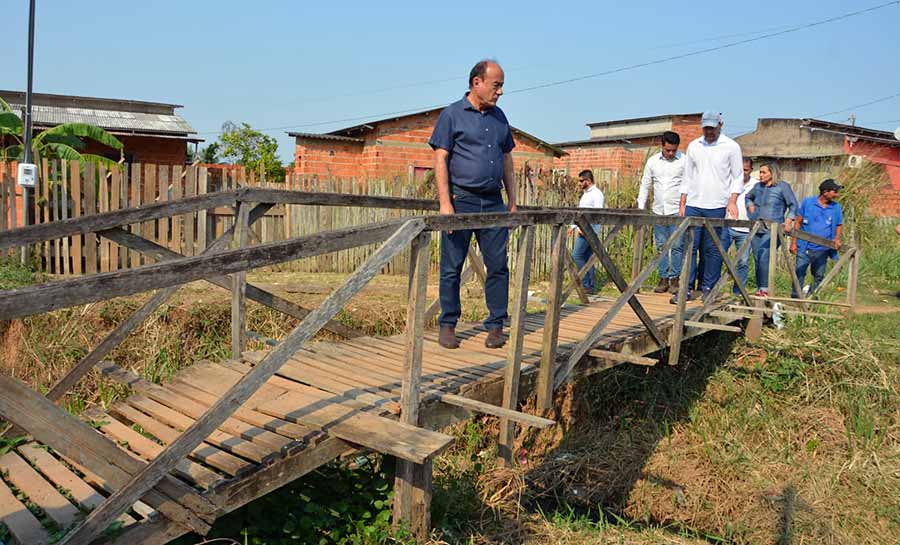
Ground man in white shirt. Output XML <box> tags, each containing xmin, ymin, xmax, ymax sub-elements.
<box><xmin>638</xmin><ymin>131</ymin><xmax>686</xmax><ymax>294</ymax></box>
<box><xmin>674</xmin><ymin>111</ymin><xmax>743</xmax><ymax>303</ymax></box>
<box><xmin>720</xmin><ymin>157</ymin><xmax>757</xmax><ymax>295</ymax></box>
<box><xmin>569</xmin><ymin>170</ymin><xmax>605</xmax><ymax>293</ymax></box>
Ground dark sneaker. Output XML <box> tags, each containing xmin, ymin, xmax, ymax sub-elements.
<box><xmin>485</xmin><ymin>328</ymin><xmax>507</xmax><ymax>349</ymax></box>
<box><xmin>668</xmin><ymin>277</ymin><xmax>680</xmax><ymax>294</ymax></box>
<box><xmin>438</xmin><ymin>325</ymin><xmax>460</xmax><ymax>349</ymax></box>
<box><xmin>653</xmin><ymin>278</ymin><xmax>670</xmax><ymax>293</ymax></box>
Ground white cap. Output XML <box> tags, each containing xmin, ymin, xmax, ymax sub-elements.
<box><xmin>701</xmin><ymin>111</ymin><xmax>723</xmax><ymax>128</ymax></box>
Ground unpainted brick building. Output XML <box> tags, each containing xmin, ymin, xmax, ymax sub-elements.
<box><xmin>289</xmin><ymin>107</ymin><xmax>566</xmax><ymax>181</ymax></box>
<box><xmin>552</xmin><ymin>113</ymin><xmax>703</xmax><ymax>184</ymax></box>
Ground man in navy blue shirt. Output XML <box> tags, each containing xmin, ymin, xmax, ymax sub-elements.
<box><xmin>790</xmin><ymin>179</ymin><xmax>844</xmax><ymax>297</ymax></box>
<box><xmin>429</xmin><ymin>59</ymin><xmax>518</xmax><ymax>349</ymax></box>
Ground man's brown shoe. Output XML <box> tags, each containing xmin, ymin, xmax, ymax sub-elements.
<box><xmin>439</xmin><ymin>326</ymin><xmax>460</xmax><ymax>349</ymax></box>
<box><xmin>668</xmin><ymin>277</ymin><xmax>680</xmax><ymax>294</ymax></box>
<box><xmin>653</xmin><ymin>277</ymin><xmax>670</xmax><ymax>293</ymax></box>
<box><xmin>485</xmin><ymin>328</ymin><xmax>506</xmax><ymax>349</ymax></box>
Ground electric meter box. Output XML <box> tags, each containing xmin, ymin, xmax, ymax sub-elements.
<box><xmin>17</xmin><ymin>163</ymin><xmax>37</xmax><ymax>187</ymax></box>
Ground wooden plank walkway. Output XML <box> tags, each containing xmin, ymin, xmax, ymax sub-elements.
<box><xmin>0</xmin><ymin>292</ymin><xmax>725</xmax><ymax>545</ymax></box>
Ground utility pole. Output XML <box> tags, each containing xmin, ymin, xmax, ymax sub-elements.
<box><xmin>20</xmin><ymin>0</ymin><xmax>37</xmax><ymax>265</ymax></box>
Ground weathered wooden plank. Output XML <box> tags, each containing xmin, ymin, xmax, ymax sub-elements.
<box><xmin>0</xmin><ymin>374</ymin><xmax>216</xmax><ymax>536</ymax></box>
<box><xmin>56</xmin><ymin>220</ymin><xmax>426</xmax><ymax>545</ymax></box>
<box><xmin>0</xmin><ymin>190</ymin><xmax>239</xmax><ymax>250</ymax></box>
<box><xmin>563</xmin><ymin>248</ymin><xmax>590</xmax><ymax>304</ymax></box>
<box><xmin>142</xmin><ymin>164</ymin><xmax>156</xmax><ymax>265</ymax></box>
<box><xmin>183</xmin><ymin>166</ymin><xmax>197</xmax><ymax>257</ymax></box>
<box><xmin>668</xmin><ymin>228</ymin><xmax>694</xmax><ymax>366</ymax></box>
<box><xmin>108</xmin><ymin>165</ymin><xmax>120</xmax><ymax>271</ymax></box>
<box><xmin>588</xmin><ymin>349</ymin><xmax>657</xmax><ymax>366</ymax></box>
<box><xmin>393</xmin><ymin>231</ymin><xmax>432</xmax><ymax>534</ymax></box>
<box><xmin>232</xmin><ymin>202</ymin><xmax>251</xmax><ymax>358</ymax></box>
<box><xmin>499</xmin><ymin>225</ymin><xmax>535</xmax><ymax>465</ymax></box>
<box><xmin>684</xmin><ymin>320</ymin><xmax>742</xmax><ymax>333</ymax></box>
<box><xmin>576</xmin><ymin>217</ymin><xmax>665</xmax><ymax>346</ymax></box>
<box><xmin>0</xmin><ymin>451</ymin><xmax>80</xmax><ymax>529</ymax></box>
<box><xmin>83</xmin><ymin>162</ymin><xmax>98</xmax><ymax>274</ymax></box>
<box><xmin>98</xmin><ymin>166</ymin><xmax>110</xmax><ymax>272</ymax></box>
<box><xmin>768</xmin><ymin>222</ymin><xmax>778</xmax><ymax>297</ymax></box>
<box><xmin>0</xmin><ymin>218</ymin><xmax>404</xmax><ymax>320</ymax></box>
<box><xmin>0</xmin><ymin>477</ymin><xmax>49</xmax><ymax>545</ymax></box>
<box><xmin>536</xmin><ymin>225</ymin><xmax>566</xmax><ymax>410</ymax></box>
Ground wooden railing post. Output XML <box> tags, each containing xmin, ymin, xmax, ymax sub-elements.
<box><xmin>498</xmin><ymin>225</ymin><xmax>535</xmax><ymax>466</ymax></box>
<box><xmin>631</xmin><ymin>225</ymin><xmax>645</xmax><ymax>281</ymax></box>
<box><xmin>537</xmin><ymin>224</ymin><xmax>566</xmax><ymax>411</ymax></box>
<box><xmin>668</xmin><ymin>228</ymin><xmax>694</xmax><ymax>365</ymax></box>
<box><xmin>231</xmin><ymin>201</ymin><xmax>251</xmax><ymax>358</ymax></box>
<box><xmin>847</xmin><ymin>233</ymin><xmax>859</xmax><ymax>313</ymax></box>
<box><xmin>768</xmin><ymin>221</ymin><xmax>778</xmax><ymax>296</ymax></box>
<box><xmin>393</xmin><ymin>230</ymin><xmax>432</xmax><ymax>538</ymax></box>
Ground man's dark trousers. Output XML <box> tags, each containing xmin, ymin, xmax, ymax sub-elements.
<box><xmin>439</xmin><ymin>192</ymin><xmax>509</xmax><ymax>329</ymax></box>
<box><xmin>685</xmin><ymin>206</ymin><xmax>726</xmax><ymax>293</ymax></box>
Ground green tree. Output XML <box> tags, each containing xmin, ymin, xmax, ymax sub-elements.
<box><xmin>199</xmin><ymin>142</ymin><xmax>220</xmax><ymax>163</ymax></box>
<box><xmin>219</xmin><ymin>121</ymin><xmax>285</xmax><ymax>182</ymax></box>
<box><xmin>0</xmin><ymin>98</ymin><xmax>123</xmax><ymax>169</ymax></box>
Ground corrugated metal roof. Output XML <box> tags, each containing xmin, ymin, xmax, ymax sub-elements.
<box><xmin>6</xmin><ymin>101</ymin><xmax>196</xmax><ymax>136</ymax></box>
<box><xmin>287</xmin><ymin>132</ymin><xmax>365</xmax><ymax>143</ymax></box>
<box><xmin>555</xmin><ymin>131</ymin><xmax>665</xmax><ymax>147</ymax></box>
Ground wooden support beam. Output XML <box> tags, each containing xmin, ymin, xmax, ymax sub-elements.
<box><xmin>56</xmin><ymin>219</ymin><xmax>426</xmax><ymax>545</ymax></box>
<box><xmin>768</xmin><ymin>222</ymin><xmax>778</xmax><ymax>297</ymax></box>
<box><xmin>467</xmin><ymin>244</ymin><xmax>487</xmax><ymax>287</ymax></box>
<box><xmin>727</xmin><ymin>304</ymin><xmax>841</xmax><ymax>319</ymax></box>
<box><xmin>704</xmin><ymin>222</ymin><xmax>753</xmax><ymax>307</ymax></box>
<box><xmin>847</xmin><ymin>242</ymin><xmax>859</xmax><ymax>312</ymax></box>
<box><xmin>0</xmin><ymin>218</ymin><xmax>406</xmax><ymax>320</ymax></box>
<box><xmin>631</xmin><ymin>225</ymin><xmax>646</xmax><ymax>281</ymax></box>
<box><xmin>575</xmin><ymin>217</ymin><xmax>665</xmax><ymax>346</ymax></box>
<box><xmin>588</xmin><ymin>349</ymin><xmax>657</xmax><ymax>366</ymax></box>
<box><xmin>668</xmin><ymin>228</ymin><xmax>694</xmax><ymax>366</ymax></box>
<box><xmin>745</xmin><ymin>299</ymin><xmax>765</xmax><ymax>342</ymax></box>
<box><xmin>809</xmin><ymin>247</ymin><xmax>855</xmax><ymax>299</ymax></box>
<box><xmin>692</xmin><ymin>221</ymin><xmax>761</xmax><ymax>324</ymax></box>
<box><xmin>779</xmin><ymin>229</ymin><xmax>808</xmax><ymax>312</ymax></box>
<box><xmin>684</xmin><ymin>320</ymin><xmax>742</xmax><ymax>333</ymax></box>
<box><xmin>536</xmin><ymin>224</ymin><xmax>566</xmax><ymax>411</ymax></box>
<box><xmin>556</xmin><ymin>219</ymin><xmax>689</xmax><ymax>387</ymax></box>
<box><xmin>439</xmin><ymin>393</ymin><xmax>553</xmax><ymax>428</ymax></box>
<box><xmin>750</xmin><ymin>295</ymin><xmax>851</xmax><ymax>308</ymax></box>
<box><xmin>99</xmin><ymin>225</ymin><xmax>363</xmax><ymax>339</ymax></box>
<box><xmin>232</xmin><ymin>202</ymin><xmax>251</xmax><ymax>358</ymax></box>
<box><xmin>499</xmin><ymin>225</ymin><xmax>535</xmax><ymax>465</ymax></box>
<box><xmin>0</xmin><ymin>190</ymin><xmax>240</xmax><ymax>250</ymax></box>
<box><xmin>394</xmin><ymin>231</ymin><xmax>433</xmax><ymax>540</ymax></box>
<box><xmin>0</xmin><ymin>375</ymin><xmax>216</xmax><ymax>537</ymax></box>
<box><xmin>561</xmin><ymin>224</ymin><xmax>623</xmax><ymax>301</ymax></box>
<box><xmin>563</xmin><ymin>249</ymin><xmax>591</xmax><ymax>304</ymax></box>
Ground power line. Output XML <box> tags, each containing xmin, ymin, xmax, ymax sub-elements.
<box><xmin>195</xmin><ymin>0</ymin><xmax>900</xmax><ymax>137</ymax></box>
<box><xmin>813</xmin><ymin>91</ymin><xmax>900</xmax><ymax>119</ymax></box>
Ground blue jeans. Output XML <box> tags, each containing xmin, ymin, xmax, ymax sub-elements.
<box><xmin>653</xmin><ymin>223</ymin><xmax>683</xmax><ymax>279</ymax></box>
<box><xmin>721</xmin><ymin>228</ymin><xmax>750</xmax><ymax>294</ymax></box>
<box><xmin>439</xmin><ymin>192</ymin><xmax>509</xmax><ymax>329</ymax></box>
<box><xmin>793</xmin><ymin>248</ymin><xmax>830</xmax><ymax>297</ymax></box>
<box><xmin>572</xmin><ymin>225</ymin><xmax>601</xmax><ymax>293</ymax></box>
<box><xmin>750</xmin><ymin>231</ymin><xmax>780</xmax><ymax>290</ymax></box>
<box><xmin>684</xmin><ymin>206</ymin><xmax>726</xmax><ymax>293</ymax></box>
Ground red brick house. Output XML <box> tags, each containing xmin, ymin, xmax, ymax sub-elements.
<box><xmin>553</xmin><ymin>113</ymin><xmax>703</xmax><ymax>182</ymax></box>
<box><xmin>736</xmin><ymin>118</ymin><xmax>900</xmax><ymax>217</ymax></box>
<box><xmin>288</xmin><ymin>107</ymin><xmax>566</xmax><ymax>180</ymax></box>
<box><xmin>1</xmin><ymin>90</ymin><xmax>200</xmax><ymax>165</ymax></box>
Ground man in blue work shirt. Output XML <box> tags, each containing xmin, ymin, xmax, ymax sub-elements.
<box><xmin>429</xmin><ymin>59</ymin><xmax>518</xmax><ymax>349</ymax></box>
<box><xmin>790</xmin><ymin>179</ymin><xmax>844</xmax><ymax>297</ymax></box>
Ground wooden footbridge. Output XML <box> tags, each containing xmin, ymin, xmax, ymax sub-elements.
<box><xmin>0</xmin><ymin>187</ymin><xmax>855</xmax><ymax>545</ymax></box>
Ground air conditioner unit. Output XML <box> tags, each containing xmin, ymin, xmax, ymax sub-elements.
<box><xmin>846</xmin><ymin>154</ymin><xmax>863</xmax><ymax>168</ymax></box>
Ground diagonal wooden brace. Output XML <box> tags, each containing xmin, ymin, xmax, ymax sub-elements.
<box><xmin>692</xmin><ymin>221</ymin><xmax>761</xmax><ymax>323</ymax></box>
<box><xmin>703</xmin><ymin>221</ymin><xmax>753</xmax><ymax>306</ymax></box>
<box><xmin>56</xmin><ymin>219</ymin><xmax>426</xmax><ymax>545</ymax></box>
<box><xmin>561</xmin><ymin>224</ymin><xmax>623</xmax><ymax>301</ymax></box>
<box><xmin>555</xmin><ymin>218</ymin><xmax>690</xmax><ymax>388</ymax></box>
<box><xmin>575</xmin><ymin>218</ymin><xmax>665</xmax><ymax>347</ymax></box>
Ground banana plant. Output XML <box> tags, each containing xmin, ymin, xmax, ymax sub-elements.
<box><xmin>0</xmin><ymin>97</ymin><xmax>123</xmax><ymax>170</ymax></box>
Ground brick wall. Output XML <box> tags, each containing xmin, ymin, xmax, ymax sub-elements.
<box><xmin>81</xmin><ymin>134</ymin><xmax>188</xmax><ymax>165</ymax></box>
<box><xmin>846</xmin><ymin>139</ymin><xmax>900</xmax><ymax>217</ymax></box>
<box><xmin>293</xmin><ymin>109</ymin><xmax>560</xmax><ymax>180</ymax></box>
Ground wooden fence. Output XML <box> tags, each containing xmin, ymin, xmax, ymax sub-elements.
<box><xmin>1</xmin><ymin>161</ymin><xmax>591</xmax><ymax>279</ymax></box>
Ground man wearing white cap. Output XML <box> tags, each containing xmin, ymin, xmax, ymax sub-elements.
<box><xmin>674</xmin><ymin>111</ymin><xmax>744</xmax><ymax>303</ymax></box>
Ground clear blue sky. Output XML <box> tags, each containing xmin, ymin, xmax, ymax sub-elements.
<box><xmin>3</xmin><ymin>0</ymin><xmax>899</xmax><ymax>162</ymax></box>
